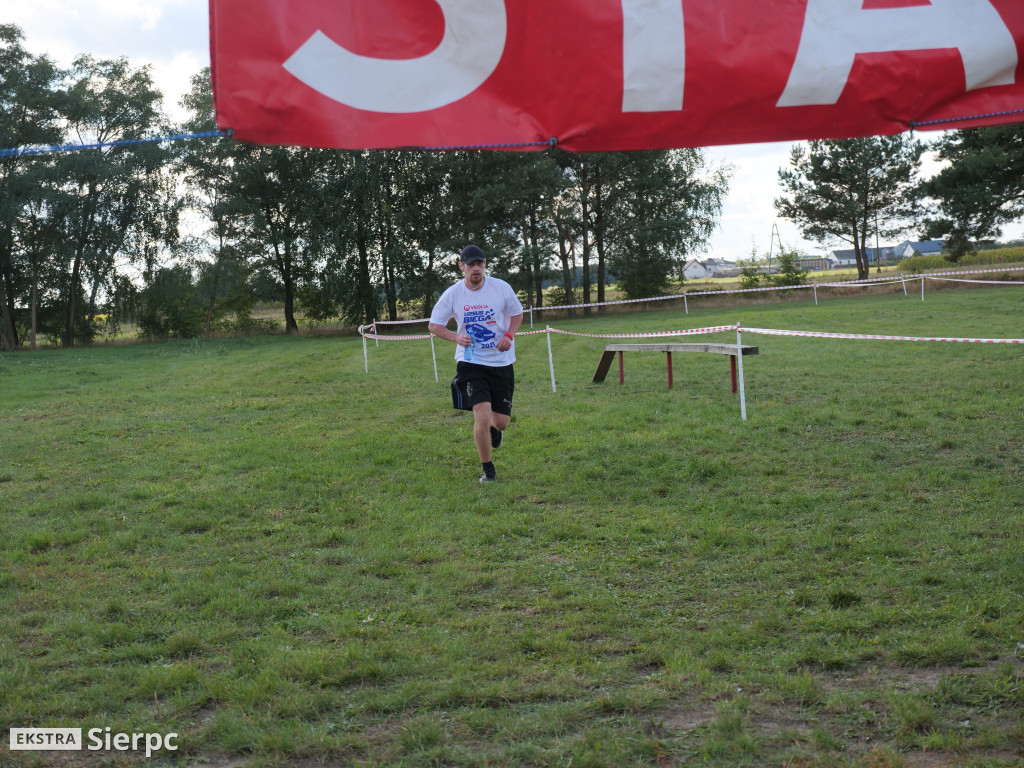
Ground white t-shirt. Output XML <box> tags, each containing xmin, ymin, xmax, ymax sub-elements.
<box><xmin>430</xmin><ymin>276</ymin><xmax>524</xmax><ymax>366</ymax></box>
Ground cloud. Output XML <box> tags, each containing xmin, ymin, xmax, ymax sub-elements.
<box><xmin>705</xmin><ymin>142</ymin><xmax>816</xmax><ymax>259</ymax></box>
<box><xmin>6</xmin><ymin>0</ymin><xmax>209</xmax><ymax>121</ymax></box>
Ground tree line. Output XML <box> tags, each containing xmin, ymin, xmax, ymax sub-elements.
<box><xmin>0</xmin><ymin>26</ymin><xmax>730</xmax><ymax>350</ymax></box>
<box><xmin>4</xmin><ymin>24</ymin><xmax>1022</xmax><ymax>350</ymax></box>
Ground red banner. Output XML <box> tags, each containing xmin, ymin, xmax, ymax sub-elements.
<box><xmin>209</xmin><ymin>0</ymin><xmax>1024</xmax><ymax>151</ymax></box>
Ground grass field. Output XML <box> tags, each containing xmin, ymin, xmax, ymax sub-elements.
<box><xmin>1</xmin><ymin>286</ymin><xmax>1022</xmax><ymax>767</ymax></box>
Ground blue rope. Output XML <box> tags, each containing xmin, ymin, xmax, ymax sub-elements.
<box><xmin>910</xmin><ymin>108</ymin><xmax>1024</xmax><ymax>129</ymax></box>
<box><xmin>0</xmin><ymin>129</ymin><xmax>232</xmax><ymax>158</ymax></box>
<box><xmin>0</xmin><ymin>131</ymin><xmax>555</xmax><ymax>157</ymax></box>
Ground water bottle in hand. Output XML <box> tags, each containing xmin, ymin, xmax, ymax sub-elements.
<box><xmin>464</xmin><ymin>339</ymin><xmax>474</xmax><ymax>361</ymax></box>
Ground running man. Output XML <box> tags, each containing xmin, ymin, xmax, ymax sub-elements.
<box><xmin>428</xmin><ymin>245</ymin><xmax>524</xmax><ymax>483</ymax></box>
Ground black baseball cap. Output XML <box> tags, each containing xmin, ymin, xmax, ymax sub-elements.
<box><xmin>460</xmin><ymin>245</ymin><xmax>485</xmax><ymax>263</ymax></box>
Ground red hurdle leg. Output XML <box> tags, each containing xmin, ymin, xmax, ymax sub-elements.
<box><xmin>618</xmin><ymin>351</ymin><xmax>624</xmax><ymax>384</ymax></box>
<box><xmin>730</xmin><ymin>355</ymin><xmax>737</xmax><ymax>392</ymax></box>
<box><xmin>667</xmin><ymin>351</ymin><xmax>673</xmax><ymax>389</ymax></box>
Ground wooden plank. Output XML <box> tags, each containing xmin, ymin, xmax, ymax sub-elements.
<box><xmin>592</xmin><ymin>349</ymin><xmax>617</xmax><ymax>382</ymax></box>
<box><xmin>603</xmin><ymin>343</ymin><xmax>758</xmax><ymax>356</ymax></box>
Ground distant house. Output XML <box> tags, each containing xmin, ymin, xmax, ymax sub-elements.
<box><xmin>704</xmin><ymin>258</ymin><xmax>736</xmax><ymax>276</ymax></box>
<box><xmin>864</xmin><ymin>246</ymin><xmax>897</xmax><ymax>265</ymax></box>
<box><xmin>829</xmin><ymin>250</ymin><xmax>859</xmax><ymax>268</ymax></box>
<box><xmin>828</xmin><ymin>246</ymin><xmax>896</xmax><ymax>268</ymax></box>
<box><xmin>682</xmin><ymin>259</ymin><xmax>710</xmax><ymax>279</ymax></box>
<box><xmin>895</xmin><ymin>240</ymin><xmax>945</xmax><ymax>259</ymax></box>
<box><xmin>682</xmin><ymin>258</ymin><xmax>736</xmax><ymax>279</ymax></box>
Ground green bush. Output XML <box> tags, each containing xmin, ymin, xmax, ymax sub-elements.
<box><xmin>771</xmin><ymin>250</ymin><xmax>808</xmax><ymax>287</ymax></box>
<box><xmin>738</xmin><ymin>259</ymin><xmax>762</xmax><ymax>289</ymax></box>
<box><xmin>213</xmin><ymin>311</ymin><xmax>278</xmax><ymax>336</ymax></box>
<box><xmin>545</xmin><ymin>286</ymin><xmax>577</xmax><ymax>307</ymax></box>
<box><xmin>136</xmin><ymin>266</ymin><xmax>206</xmax><ymax>339</ymax></box>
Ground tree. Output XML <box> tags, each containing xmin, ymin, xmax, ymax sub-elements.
<box><xmin>919</xmin><ymin>126</ymin><xmax>1024</xmax><ymax>260</ymax></box>
<box><xmin>51</xmin><ymin>55</ymin><xmax>175</xmax><ymax>347</ymax></box>
<box><xmin>549</xmin><ymin>185</ymin><xmax>580</xmax><ymax>315</ymax></box>
<box><xmin>561</xmin><ymin>154</ymin><xmax>599</xmax><ymax>313</ymax></box>
<box><xmin>495</xmin><ymin>151</ymin><xmax>564</xmax><ymax>309</ymax></box>
<box><xmin>775</xmin><ymin>137</ymin><xmax>923</xmax><ymax>281</ymax></box>
<box><xmin>321</xmin><ymin>150</ymin><xmax>387</xmax><ymax>326</ymax></box>
<box><xmin>603</xmin><ymin>150</ymin><xmax>728</xmax><ymax>300</ymax></box>
<box><xmin>398</xmin><ymin>151</ymin><xmax>462</xmax><ymax>318</ymax></box>
<box><xmin>179</xmin><ymin>68</ymin><xmax>251</xmax><ymax>335</ymax></box>
<box><xmin>0</xmin><ymin>25</ymin><xmax>65</xmax><ymax>350</ymax></box>
<box><xmin>228</xmin><ymin>143</ymin><xmax>326</xmax><ymax>334</ymax></box>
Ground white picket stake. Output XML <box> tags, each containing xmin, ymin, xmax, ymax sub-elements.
<box><xmin>921</xmin><ymin>276</ymin><xmax>925</xmax><ymax>301</ymax></box>
<box><xmin>362</xmin><ymin>332</ymin><xmax>369</xmax><ymax>373</ymax></box>
<box><xmin>684</xmin><ymin>295</ymin><xmax>688</xmax><ymax>314</ymax></box>
<box><xmin>430</xmin><ymin>335</ymin><xmax>438</xmax><ymax>382</ymax></box>
<box><xmin>546</xmin><ymin>326</ymin><xmax>557</xmax><ymax>392</ymax></box>
<box><xmin>901</xmin><ymin>276</ymin><xmax>908</xmax><ymax>297</ymax></box>
<box><xmin>813</xmin><ymin>284</ymin><xmax>818</xmax><ymax>306</ymax></box>
<box><xmin>736</xmin><ymin>322</ymin><xmax>747</xmax><ymax>421</ymax></box>
<box><xmin>372</xmin><ymin>318</ymin><xmax>379</xmax><ymax>347</ymax></box>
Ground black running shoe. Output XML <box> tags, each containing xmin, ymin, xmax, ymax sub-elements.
<box><xmin>490</xmin><ymin>426</ymin><xmax>503</xmax><ymax>449</ymax></box>
<box><xmin>479</xmin><ymin>472</ymin><xmax>497</xmax><ymax>484</ymax></box>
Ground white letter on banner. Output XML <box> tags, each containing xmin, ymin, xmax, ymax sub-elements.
<box><xmin>622</xmin><ymin>0</ymin><xmax>685</xmax><ymax>112</ymax></box>
<box><xmin>283</xmin><ymin>0</ymin><xmax>506</xmax><ymax>113</ymax></box>
<box><xmin>778</xmin><ymin>0</ymin><xmax>1017</xmax><ymax>107</ymax></box>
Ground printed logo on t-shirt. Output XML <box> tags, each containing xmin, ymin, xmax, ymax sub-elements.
<box><xmin>464</xmin><ymin>306</ymin><xmax>499</xmax><ymax>349</ymax></box>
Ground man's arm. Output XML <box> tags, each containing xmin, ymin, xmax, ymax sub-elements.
<box><xmin>496</xmin><ymin>313</ymin><xmax>523</xmax><ymax>352</ymax></box>
<box><xmin>429</xmin><ymin>322</ymin><xmax>470</xmax><ymax>347</ymax></box>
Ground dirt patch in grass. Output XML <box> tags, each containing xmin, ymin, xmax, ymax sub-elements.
<box><xmin>655</xmin><ymin>705</ymin><xmax>718</xmax><ymax>732</ymax></box>
<box><xmin>822</xmin><ymin>655</ymin><xmax>1022</xmax><ymax>694</ymax></box>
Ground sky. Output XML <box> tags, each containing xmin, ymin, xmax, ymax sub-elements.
<box><xmin>6</xmin><ymin>1</ymin><xmax>1020</xmax><ymax>261</ymax></box>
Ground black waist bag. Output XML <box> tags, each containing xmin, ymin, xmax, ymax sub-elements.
<box><xmin>451</xmin><ymin>376</ymin><xmax>473</xmax><ymax>411</ymax></box>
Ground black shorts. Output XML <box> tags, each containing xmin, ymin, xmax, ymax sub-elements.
<box><xmin>456</xmin><ymin>362</ymin><xmax>515</xmax><ymax>416</ymax></box>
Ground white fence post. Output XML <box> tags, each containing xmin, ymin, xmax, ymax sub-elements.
<box><xmin>736</xmin><ymin>322</ymin><xmax>747</xmax><ymax>421</ymax></box>
<box><xmin>430</xmin><ymin>335</ymin><xmax>438</xmax><ymax>382</ymax></box>
<box><xmin>546</xmin><ymin>326</ymin><xmax>557</xmax><ymax>393</ymax></box>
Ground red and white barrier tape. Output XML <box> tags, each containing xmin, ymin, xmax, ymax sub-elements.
<box><xmin>358</xmin><ymin>323</ymin><xmax>431</xmax><ymax>341</ymax></box>
<box><xmin>361</xmin><ymin>332</ymin><xmax>433</xmax><ymax>341</ymax></box>
<box><xmin>742</xmin><ymin>327</ymin><xmax>1023</xmax><ymax>344</ymax></box>
<box><xmin>543</xmin><ymin>325</ymin><xmax>736</xmax><ymax>339</ymax></box>
<box><xmin>816</xmin><ymin>278</ymin><xmax>914</xmax><ymax>289</ymax></box>
<box><xmin>371</xmin><ymin>317</ymin><xmax>430</xmax><ymax>326</ymax></box>
<box><xmin>360</xmin><ymin>322</ymin><xmax>1022</xmax><ymax>344</ymax></box>
<box><xmin>925</xmin><ymin>276</ymin><xmax>1024</xmax><ymax>285</ymax></box>
<box><xmin>919</xmin><ymin>266</ymin><xmax>1024</xmax><ymax>280</ymax></box>
<box><xmin>529</xmin><ymin>284</ymin><xmax>815</xmax><ymax>313</ymax></box>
